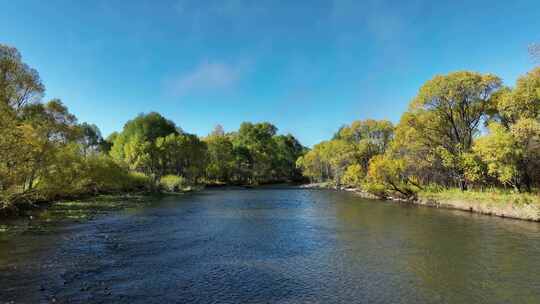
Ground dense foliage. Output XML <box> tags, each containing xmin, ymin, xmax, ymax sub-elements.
<box><xmin>0</xmin><ymin>45</ymin><xmax>305</xmax><ymax>215</ymax></box>
<box><xmin>299</xmin><ymin>69</ymin><xmax>540</xmax><ymax>199</ymax></box>
<box><xmin>3</xmin><ymin>42</ymin><xmax>539</xmax><ymax>215</ymax></box>
<box><xmin>296</xmin><ymin>119</ymin><xmax>394</xmax><ymax>186</ymax></box>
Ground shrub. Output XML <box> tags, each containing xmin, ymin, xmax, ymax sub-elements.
<box><xmin>35</xmin><ymin>146</ymin><xmax>152</xmax><ymax>197</ymax></box>
<box><xmin>342</xmin><ymin>164</ymin><xmax>364</xmax><ymax>188</ymax></box>
<box><xmin>125</xmin><ymin>172</ymin><xmax>152</xmax><ymax>191</ymax></box>
<box><xmin>159</xmin><ymin>175</ymin><xmax>187</xmax><ymax>192</ymax></box>
<box><xmin>364</xmin><ymin>155</ymin><xmax>419</xmax><ymax>199</ymax></box>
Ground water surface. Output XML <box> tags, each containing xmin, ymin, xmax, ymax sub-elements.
<box><xmin>1</xmin><ymin>188</ymin><xmax>539</xmax><ymax>303</ymax></box>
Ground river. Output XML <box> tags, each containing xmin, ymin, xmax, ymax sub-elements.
<box><xmin>1</xmin><ymin>188</ymin><xmax>539</xmax><ymax>303</ymax></box>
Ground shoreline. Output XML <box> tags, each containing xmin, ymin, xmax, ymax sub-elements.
<box><xmin>0</xmin><ymin>182</ymin><xmax>297</xmax><ymax>219</ymax></box>
<box><xmin>299</xmin><ymin>183</ymin><xmax>540</xmax><ymax>222</ymax></box>
<box><xmin>3</xmin><ymin>184</ymin><xmax>539</xmax><ymax>222</ymax></box>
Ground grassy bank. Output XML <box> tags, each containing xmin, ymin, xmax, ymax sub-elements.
<box><xmin>0</xmin><ymin>191</ymin><xmax>144</xmax><ymax>219</ymax></box>
<box><xmin>0</xmin><ymin>194</ymin><xmax>161</xmax><ymax>239</ymax></box>
<box><xmin>417</xmin><ymin>189</ymin><xmax>540</xmax><ymax>221</ymax></box>
<box><xmin>300</xmin><ymin>183</ymin><xmax>540</xmax><ymax>222</ymax></box>
<box><xmin>0</xmin><ymin>183</ymin><xmax>195</xmax><ymax>219</ymax></box>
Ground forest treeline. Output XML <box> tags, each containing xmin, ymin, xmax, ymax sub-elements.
<box><xmin>0</xmin><ymin>44</ymin><xmax>305</xmax><ymax>215</ymax></box>
<box><xmin>2</xmin><ymin>43</ymin><xmax>540</xmax><ymax>215</ymax></box>
<box><xmin>298</xmin><ymin>68</ymin><xmax>540</xmax><ymax>199</ymax></box>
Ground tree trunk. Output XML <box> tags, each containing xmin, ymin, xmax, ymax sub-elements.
<box><xmin>458</xmin><ymin>178</ymin><xmax>467</xmax><ymax>191</ymax></box>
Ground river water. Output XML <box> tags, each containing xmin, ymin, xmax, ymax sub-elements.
<box><xmin>1</xmin><ymin>188</ymin><xmax>539</xmax><ymax>303</ymax></box>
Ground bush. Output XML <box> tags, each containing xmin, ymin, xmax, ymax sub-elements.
<box><xmin>159</xmin><ymin>175</ymin><xmax>187</xmax><ymax>192</ymax></box>
<box><xmin>364</xmin><ymin>155</ymin><xmax>419</xmax><ymax>199</ymax></box>
<box><xmin>35</xmin><ymin>146</ymin><xmax>152</xmax><ymax>198</ymax></box>
<box><xmin>125</xmin><ymin>171</ymin><xmax>152</xmax><ymax>191</ymax></box>
<box><xmin>342</xmin><ymin>164</ymin><xmax>364</xmax><ymax>188</ymax></box>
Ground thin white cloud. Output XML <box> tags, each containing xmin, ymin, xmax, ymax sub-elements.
<box><xmin>168</xmin><ymin>60</ymin><xmax>245</xmax><ymax>96</ymax></box>
<box><xmin>330</xmin><ymin>0</ymin><xmax>425</xmax><ymax>42</ymax></box>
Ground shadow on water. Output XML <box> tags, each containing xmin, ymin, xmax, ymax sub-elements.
<box><xmin>1</xmin><ymin>189</ymin><xmax>539</xmax><ymax>303</ymax></box>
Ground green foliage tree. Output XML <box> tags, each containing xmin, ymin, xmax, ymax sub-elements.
<box><xmin>0</xmin><ymin>44</ymin><xmax>44</xmax><ymax>111</ymax></box>
<box><xmin>233</xmin><ymin>122</ymin><xmax>278</xmax><ymax>183</ymax></box>
<box><xmin>156</xmin><ymin>133</ymin><xmax>207</xmax><ymax>183</ymax></box>
<box><xmin>18</xmin><ymin>99</ymin><xmax>79</xmax><ymax>190</ymax></box>
<box><xmin>0</xmin><ymin>44</ymin><xmax>46</xmax><ymax>193</ymax></box>
<box><xmin>0</xmin><ymin>103</ymin><xmax>25</xmax><ymax>191</ymax></box>
<box><xmin>401</xmin><ymin>71</ymin><xmax>501</xmax><ymax>190</ymax></box>
<box><xmin>110</xmin><ymin>112</ymin><xmax>178</xmax><ymax>184</ymax></box>
<box><xmin>364</xmin><ymin>154</ymin><xmax>420</xmax><ymax>199</ymax></box>
<box><xmin>473</xmin><ymin>123</ymin><xmax>523</xmax><ymax>190</ymax></box>
<box><xmin>272</xmin><ymin>134</ymin><xmax>305</xmax><ymax>182</ymax></box>
<box><xmin>342</xmin><ymin>164</ymin><xmax>364</xmax><ymax>188</ymax></box>
<box><xmin>298</xmin><ymin>120</ymin><xmax>392</xmax><ymax>186</ymax></box>
<box><xmin>334</xmin><ymin>119</ymin><xmax>394</xmax><ymax>172</ymax></box>
<box><xmin>205</xmin><ymin>131</ymin><xmax>236</xmax><ymax>183</ymax></box>
<box><xmin>1</xmin><ymin>43</ymin><xmax>309</xmax><ymax>215</ymax></box>
<box><xmin>110</xmin><ymin>112</ymin><xmax>178</xmax><ymax>161</ymax></box>
<box><xmin>477</xmin><ymin>67</ymin><xmax>540</xmax><ymax>191</ymax></box>
<box><xmin>77</xmin><ymin>122</ymin><xmax>105</xmax><ymax>155</ymax></box>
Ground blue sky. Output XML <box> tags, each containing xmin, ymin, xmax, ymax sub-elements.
<box><xmin>1</xmin><ymin>0</ymin><xmax>539</xmax><ymax>146</ymax></box>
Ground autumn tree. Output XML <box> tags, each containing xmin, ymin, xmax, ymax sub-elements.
<box><xmin>476</xmin><ymin>67</ymin><xmax>540</xmax><ymax>191</ymax></box>
<box><xmin>334</xmin><ymin>119</ymin><xmax>394</xmax><ymax>172</ymax></box>
<box><xmin>402</xmin><ymin>71</ymin><xmax>501</xmax><ymax>190</ymax></box>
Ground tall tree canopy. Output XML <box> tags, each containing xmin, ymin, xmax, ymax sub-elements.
<box><xmin>110</xmin><ymin>112</ymin><xmax>178</xmax><ymax>162</ymax></box>
<box><xmin>399</xmin><ymin>71</ymin><xmax>501</xmax><ymax>189</ymax></box>
<box><xmin>0</xmin><ymin>44</ymin><xmax>44</xmax><ymax>111</ymax></box>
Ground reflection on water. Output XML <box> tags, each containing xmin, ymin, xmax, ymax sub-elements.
<box><xmin>1</xmin><ymin>189</ymin><xmax>539</xmax><ymax>303</ymax></box>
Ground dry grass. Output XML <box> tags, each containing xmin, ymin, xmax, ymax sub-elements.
<box><xmin>420</xmin><ymin>188</ymin><xmax>540</xmax><ymax>206</ymax></box>
<box><xmin>418</xmin><ymin>188</ymin><xmax>540</xmax><ymax>221</ymax></box>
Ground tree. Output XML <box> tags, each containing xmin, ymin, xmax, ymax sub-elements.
<box><xmin>364</xmin><ymin>155</ymin><xmax>419</xmax><ymax>199</ymax></box>
<box><xmin>342</xmin><ymin>164</ymin><xmax>364</xmax><ymax>188</ymax></box>
<box><xmin>0</xmin><ymin>103</ymin><xmax>25</xmax><ymax>191</ymax></box>
<box><xmin>404</xmin><ymin>71</ymin><xmax>501</xmax><ymax>190</ymax></box>
<box><xmin>233</xmin><ymin>122</ymin><xmax>278</xmax><ymax>183</ymax></box>
<box><xmin>474</xmin><ymin>119</ymin><xmax>540</xmax><ymax>192</ymax></box>
<box><xmin>232</xmin><ymin>145</ymin><xmax>253</xmax><ymax>184</ymax></box>
<box><xmin>480</xmin><ymin>67</ymin><xmax>540</xmax><ymax>191</ymax></box>
<box><xmin>0</xmin><ymin>44</ymin><xmax>44</xmax><ymax>112</ymax></box>
<box><xmin>211</xmin><ymin>124</ymin><xmax>225</xmax><ymax>137</ymax></box>
<box><xmin>156</xmin><ymin>133</ymin><xmax>207</xmax><ymax>183</ymax></box>
<box><xmin>77</xmin><ymin>122</ymin><xmax>104</xmax><ymax>155</ymax></box>
<box><xmin>272</xmin><ymin>134</ymin><xmax>305</xmax><ymax>182</ymax></box>
<box><xmin>334</xmin><ymin>119</ymin><xmax>394</xmax><ymax>172</ymax></box>
<box><xmin>100</xmin><ymin>131</ymin><xmax>118</xmax><ymax>153</ymax></box>
<box><xmin>110</xmin><ymin>112</ymin><xmax>177</xmax><ymax>168</ymax></box>
<box><xmin>18</xmin><ymin>99</ymin><xmax>79</xmax><ymax>190</ymax></box>
<box><xmin>298</xmin><ymin>120</ymin><xmax>393</xmax><ymax>186</ymax></box>
<box><xmin>296</xmin><ymin>139</ymin><xmax>357</xmax><ymax>185</ymax></box>
<box><xmin>205</xmin><ymin>132</ymin><xmax>235</xmax><ymax>182</ymax></box>
<box><xmin>296</xmin><ymin>148</ymin><xmax>326</xmax><ymax>183</ymax></box>
<box><xmin>502</xmin><ymin>67</ymin><xmax>540</xmax><ymax>121</ymax></box>
<box><xmin>473</xmin><ymin>123</ymin><xmax>522</xmax><ymax>190</ymax></box>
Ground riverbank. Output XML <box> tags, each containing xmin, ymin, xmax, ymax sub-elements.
<box><xmin>0</xmin><ymin>193</ymin><xmax>155</xmax><ymax>220</ymax></box>
<box><xmin>0</xmin><ymin>189</ymin><xmax>190</xmax><ymax>219</ymax></box>
<box><xmin>0</xmin><ymin>182</ymin><xmax>294</xmax><ymax>219</ymax></box>
<box><xmin>300</xmin><ymin>183</ymin><xmax>540</xmax><ymax>222</ymax></box>
<box><xmin>5</xmin><ymin>183</ymin><xmax>539</xmax><ymax>222</ymax></box>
